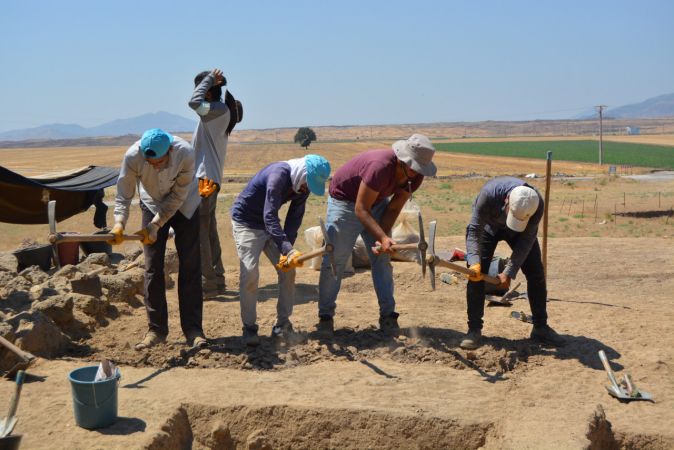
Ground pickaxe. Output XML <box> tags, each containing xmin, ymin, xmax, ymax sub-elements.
<box><xmin>0</xmin><ymin>336</ymin><xmax>35</xmax><ymax>379</ymax></box>
<box><xmin>281</xmin><ymin>218</ymin><xmax>337</xmax><ymax>277</ymax></box>
<box><xmin>47</xmin><ymin>200</ymin><xmax>142</xmax><ymax>268</ymax></box>
<box><xmin>371</xmin><ymin>212</ymin><xmax>428</xmax><ymax>278</ymax></box>
<box><xmin>426</xmin><ymin>220</ymin><xmax>501</xmax><ymax>290</ymax></box>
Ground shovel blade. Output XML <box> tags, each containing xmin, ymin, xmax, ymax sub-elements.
<box><xmin>0</xmin><ymin>417</ymin><xmax>17</xmax><ymax>437</ymax></box>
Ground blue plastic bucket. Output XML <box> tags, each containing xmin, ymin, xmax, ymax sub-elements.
<box><xmin>68</xmin><ymin>366</ymin><xmax>121</xmax><ymax>429</ymax></box>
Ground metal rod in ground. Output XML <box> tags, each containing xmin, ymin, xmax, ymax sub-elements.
<box><xmin>594</xmin><ymin>194</ymin><xmax>598</xmax><ymax>223</ymax></box>
<box><xmin>559</xmin><ymin>197</ymin><xmax>566</xmax><ymax>213</ymax></box>
<box><xmin>543</xmin><ymin>151</ymin><xmax>552</xmax><ymax>280</ymax></box>
<box><xmin>614</xmin><ymin>203</ymin><xmax>617</xmax><ymax>224</ymax></box>
<box><xmin>568</xmin><ymin>198</ymin><xmax>573</xmax><ymax>216</ymax></box>
<box><xmin>624</xmin><ymin>192</ymin><xmax>626</xmax><ymax>207</ymax></box>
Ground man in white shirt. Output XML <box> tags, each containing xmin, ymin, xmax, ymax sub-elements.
<box><xmin>111</xmin><ymin>128</ymin><xmax>207</xmax><ymax>350</ymax></box>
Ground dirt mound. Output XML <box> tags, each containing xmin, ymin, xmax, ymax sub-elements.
<box><xmin>144</xmin><ymin>403</ymin><xmax>496</xmax><ymax>450</ymax></box>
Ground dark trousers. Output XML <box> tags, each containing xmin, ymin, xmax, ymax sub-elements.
<box><xmin>199</xmin><ymin>190</ymin><xmax>225</xmax><ymax>291</ymax></box>
<box><xmin>141</xmin><ymin>202</ymin><xmax>203</xmax><ymax>336</ymax></box>
<box><xmin>466</xmin><ymin>227</ymin><xmax>548</xmax><ymax>330</ymax></box>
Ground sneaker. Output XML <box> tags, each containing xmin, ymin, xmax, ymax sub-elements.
<box><xmin>379</xmin><ymin>312</ymin><xmax>401</xmax><ymax>335</ymax></box>
<box><xmin>242</xmin><ymin>325</ymin><xmax>260</xmax><ymax>347</ymax></box>
<box><xmin>530</xmin><ymin>325</ymin><xmax>565</xmax><ymax>346</ymax></box>
<box><xmin>271</xmin><ymin>321</ymin><xmax>294</xmax><ymax>340</ymax></box>
<box><xmin>459</xmin><ymin>329</ymin><xmax>482</xmax><ymax>350</ymax></box>
<box><xmin>315</xmin><ymin>315</ymin><xmax>334</xmax><ymax>338</ymax></box>
<box><xmin>186</xmin><ymin>330</ymin><xmax>209</xmax><ymax>349</ymax></box>
<box><xmin>135</xmin><ymin>330</ymin><xmax>167</xmax><ymax>351</ymax></box>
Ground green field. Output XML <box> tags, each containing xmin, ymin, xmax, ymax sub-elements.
<box><xmin>435</xmin><ymin>140</ymin><xmax>674</xmax><ymax>169</ymax></box>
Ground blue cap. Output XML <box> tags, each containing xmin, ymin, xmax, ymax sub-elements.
<box><xmin>305</xmin><ymin>154</ymin><xmax>331</xmax><ymax>196</ymax></box>
<box><xmin>140</xmin><ymin>128</ymin><xmax>173</xmax><ymax>158</ymax></box>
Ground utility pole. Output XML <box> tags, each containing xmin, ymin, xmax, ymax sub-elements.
<box><xmin>595</xmin><ymin>105</ymin><xmax>607</xmax><ymax>165</ymax></box>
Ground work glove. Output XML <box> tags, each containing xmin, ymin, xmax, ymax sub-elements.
<box><xmin>467</xmin><ymin>263</ymin><xmax>484</xmax><ymax>282</ymax></box>
<box><xmin>108</xmin><ymin>222</ymin><xmax>125</xmax><ymax>245</ymax></box>
<box><xmin>134</xmin><ymin>222</ymin><xmax>160</xmax><ymax>245</ymax></box>
<box><xmin>275</xmin><ymin>249</ymin><xmax>304</xmax><ymax>273</ymax></box>
<box><xmin>198</xmin><ymin>177</ymin><xmax>218</xmax><ymax>198</ymax></box>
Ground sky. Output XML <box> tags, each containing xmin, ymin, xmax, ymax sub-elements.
<box><xmin>1</xmin><ymin>0</ymin><xmax>673</xmax><ymax>132</ymax></box>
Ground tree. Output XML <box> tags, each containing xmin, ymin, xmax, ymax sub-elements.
<box><xmin>294</xmin><ymin>127</ymin><xmax>317</xmax><ymax>149</ymax></box>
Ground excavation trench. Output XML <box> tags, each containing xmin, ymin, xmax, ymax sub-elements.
<box><xmin>143</xmin><ymin>403</ymin><xmax>497</xmax><ymax>450</ymax></box>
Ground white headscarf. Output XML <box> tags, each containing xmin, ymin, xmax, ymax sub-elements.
<box><xmin>286</xmin><ymin>157</ymin><xmax>307</xmax><ymax>193</ymax></box>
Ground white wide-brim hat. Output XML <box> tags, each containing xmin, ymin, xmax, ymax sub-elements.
<box><xmin>392</xmin><ymin>134</ymin><xmax>437</xmax><ymax>177</ymax></box>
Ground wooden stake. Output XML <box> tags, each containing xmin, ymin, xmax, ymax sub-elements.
<box><xmin>543</xmin><ymin>151</ymin><xmax>552</xmax><ymax>280</ymax></box>
<box><xmin>581</xmin><ymin>199</ymin><xmax>585</xmax><ymax>219</ymax></box>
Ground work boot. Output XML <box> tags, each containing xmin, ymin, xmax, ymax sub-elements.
<box><xmin>315</xmin><ymin>315</ymin><xmax>334</xmax><ymax>338</ymax></box>
<box><xmin>242</xmin><ymin>325</ymin><xmax>260</xmax><ymax>347</ymax></box>
<box><xmin>379</xmin><ymin>312</ymin><xmax>400</xmax><ymax>335</ymax></box>
<box><xmin>271</xmin><ymin>321</ymin><xmax>294</xmax><ymax>340</ymax></box>
<box><xmin>530</xmin><ymin>325</ymin><xmax>565</xmax><ymax>347</ymax></box>
<box><xmin>203</xmin><ymin>287</ymin><xmax>222</xmax><ymax>299</ymax></box>
<box><xmin>186</xmin><ymin>330</ymin><xmax>208</xmax><ymax>349</ymax></box>
<box><xmin>135</xmin><ymin>330</ymin><xmax>167</xmax><ymax>351</ymax></box>
<box><xmin>459</xmin><ymin>329</ymin><xmax>482</xmax><ymax>350</ymax></box>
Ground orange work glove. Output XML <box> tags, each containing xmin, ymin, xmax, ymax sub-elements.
<box><xmin>275</xmin><ymin>249</ymin><xmax>304</xmax><ymax>273</ymax></box>
<box><xmin>198</xmin><ymin>177</ymin><xmax>218</xmax><ymax>198</ymax></box>
<box><xmin>467</xmin><ymin>263</ymin><xmax>483</xmax><ymax>282</ymax></box>
<box><xmin>108</xmin><ymin>222</ymin><xmax>125</xmax><ymax>245</ymax></box>
<box><xmin>133</xmin><ymin>222</ymin><xmax>160</xmax><ymax>245</ymax></box>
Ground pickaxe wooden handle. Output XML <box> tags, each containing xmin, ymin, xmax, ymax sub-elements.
<box><xmin>0</xmin><ymin>336</ymin><xmax>36</xmax><ymax>363</ymax></box>
<box><xmin>427</xmin><ymin>256</ymin><xmax>501</xmax><ymax>285</ymax></box>
<box><xmin>295</xmin><ymin>244</ymin><xmax>334</xmax><ymax>263</ymax></box>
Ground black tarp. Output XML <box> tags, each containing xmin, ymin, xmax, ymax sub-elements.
<box><xmin>0</xmin><ymin>165</ymin><xmax>119</xmax><ymax>225</ymax></box>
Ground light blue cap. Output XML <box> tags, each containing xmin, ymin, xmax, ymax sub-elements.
<box><xmin>140</xmin><ymin>128</ymin><xmax>173</xmax><ymax>158</ymax></box>
<box><xmin>305</xmin><ymin>154</ymin><xmax>331</xmax><ymax>196</ymax></box>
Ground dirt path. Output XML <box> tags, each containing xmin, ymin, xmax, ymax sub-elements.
<box><xmin>1</xmin><ymin>236</ymin><xmax>673</xmax><ymax>449</ymax></box>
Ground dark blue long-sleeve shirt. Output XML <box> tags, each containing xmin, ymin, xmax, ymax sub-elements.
<box><xmin>230</xmin><ymin>162</ymin><xmax>308</xmax><ymax>255</ymax></box>
<box><xmin>466</xmin><ymin>177</ymin><xmax>544</xmax><ymax>279</ymax></box>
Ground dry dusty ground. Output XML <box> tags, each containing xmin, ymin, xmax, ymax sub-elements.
<box><xmin>1</xmin><ymin>137</ymin><xmax>674</xmax><ymax>449</ymax></box>
<box><xmin>1</xmin><ymin>236</ymin><xmax>673</xmax><ymax>449</ymax></box>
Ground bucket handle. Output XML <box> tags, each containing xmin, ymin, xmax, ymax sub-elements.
<box><xmin>73</xmin><ymin>376</ymin><xmax>120</xmax><ymax>409</ymax></box>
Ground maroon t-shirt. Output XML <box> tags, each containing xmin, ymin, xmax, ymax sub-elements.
<box><xmin>329</xmin><ymin>149</ymin><xmax>424</xmax><ymax>204</ymax></box>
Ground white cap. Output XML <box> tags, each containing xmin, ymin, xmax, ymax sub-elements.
<box><xmin>506</xmin><ymin>186</ymin><xmax>540</xmax><ymax>232</ymax></box>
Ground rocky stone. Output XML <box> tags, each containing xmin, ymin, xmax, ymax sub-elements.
<box><xmin>71</xmin><ymin>293</ymin><xmax>108</xmax><ymax>317</ymax></box>
<box><xmin>99</xmin><ymin>272</ymin><xmax>142</xmax><ymax>304</ymax></box>
<box><xmin>9</xmin><ymin>310</ymin><xmax>70</xmax><ymax>358</ymax></box>
<box><xmin>0</xmin><ymin>252</ymin><xmax>18</xmax><ymax>273</ymax></box>
<box><xmin>123</xmin><ymin>247</ymin><xmax>143</xmax><ymax>263</ymax></box>
<box><xmin>0</xmin><ymin>289</ymin><xmax>32</xmax><ymax>312</ymax></box>
<box><xmin>52</xmin><ymin>264</ymin><xmax>81</xmax><ymax>280</ymax></box>
<box><xmin>0</xmin><ymin>275</ymin><xmax>32</xmax><ymax>295</ymax></box>
<box><xmin>18</xmin><ymin>265</ymin><xmax>49</xmax><ymax>284</ymax></box>
<box><xmin>0</xmin><ymin>271</ymin><xmax>15</xmax><ymax>287</ymax></box>
<box><xmin>31</xmin><ymin>294</ymin><xmax>74</xmax><ymax>327</ymax></box>
<box><xmin>80</xmin><ymin>253</ymin><xmax>111</xmax><ymax>267</ymax></box>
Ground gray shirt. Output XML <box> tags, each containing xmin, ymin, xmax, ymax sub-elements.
<box><xmin>465</xmin><ymin>177</ymin><xmax>544</xmax><ymax>279</ymax></box>
<box><xmin>114</xmin><ymin>136</ymin><xmax>200</xmax><ymax>228</ymax></box>
<box><xmin>189</xmin><ymin>73</ymin><xmax>231</xmax><ymax>185</ymax></box>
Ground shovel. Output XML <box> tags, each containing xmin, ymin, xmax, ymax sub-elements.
<box><xmin>0</xmin><ymin>336</ymin><xmax>35</xmax><ymax>379</ymax></box>
<box><xmin>0</xmin><ymin>370</ymin><xmax>26</xmax><ymax>437</ymax></box>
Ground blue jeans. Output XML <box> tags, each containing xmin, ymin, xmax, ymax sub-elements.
<box><xmin>318</xmin><ymin>196</ymin><xmax>395</xmax><ymax>318</ymax></box>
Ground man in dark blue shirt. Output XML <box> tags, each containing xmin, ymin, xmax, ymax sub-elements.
<box><xmin>230</xmin><ymin>155</ymin><xmax>330</xmax><ymax>345</ymax></box>
<box><xmin>460</xmin><ymin>176</ymin><xmax>564</xmax><ymax>349</ymax></box>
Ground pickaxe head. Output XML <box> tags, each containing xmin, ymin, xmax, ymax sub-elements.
<box><xmin>417</xmin><ymin>212</ymin><xmax>427</xmax><ymax>278</ymax></box>
<box><xmin>427</xmin><ymin>220</ymin><xmax>437</xmax><ymax>290</ymax></box>
<box><xmin>319</xmin><ymin>217</ymin><xmax>337</xmax><ymax>278</ymax></box>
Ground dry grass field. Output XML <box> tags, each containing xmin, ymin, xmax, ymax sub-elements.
<box><xmin>1</xmin><ymin>130</ymin><xmax>674</xmax><ymax>449</ymax></box>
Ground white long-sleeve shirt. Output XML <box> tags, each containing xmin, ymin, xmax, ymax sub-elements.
<box><xmin>114</xmin><ymin>136</ymin><xmax>200</xmax><ymax>227</ymax></box>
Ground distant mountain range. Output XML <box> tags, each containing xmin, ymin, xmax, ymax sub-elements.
<box><xmin>0</xmin><ymin>111</ymin><xmax>196</xmax><ymax>141</ymax></box>
<box><xmin>574</xmin><ymin>93</ymin><xmax>674</xmax><ymax>120</ymax></box>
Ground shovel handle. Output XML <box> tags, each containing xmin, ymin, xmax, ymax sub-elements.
<box><xmin>5</xmin><ymin>370</ymin><xmax>25</xmax><ymax>421</ymax></box>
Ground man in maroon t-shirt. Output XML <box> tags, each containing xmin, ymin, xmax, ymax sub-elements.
<box><xmin>317</xmin><ymin>134</ymin><xmax>437</xmax><ymax>336</ymax></box>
